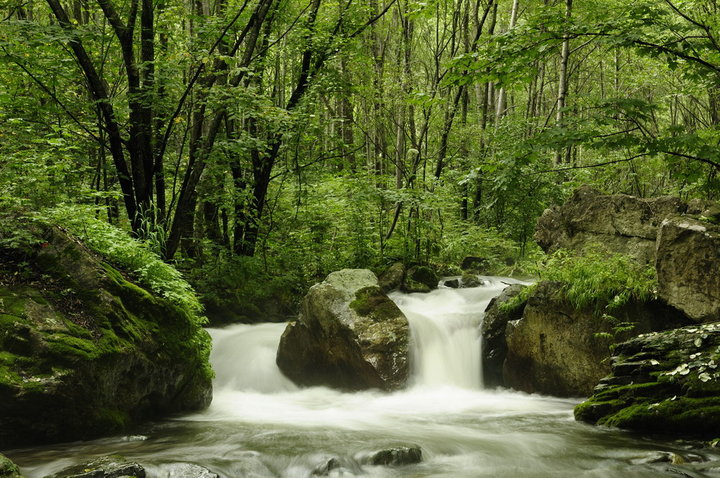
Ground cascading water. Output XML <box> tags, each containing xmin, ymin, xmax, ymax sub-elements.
<box><xmin>8</xmin><ymin>278</ymin><xmax>720</xmax><ymax>478</ymax></box>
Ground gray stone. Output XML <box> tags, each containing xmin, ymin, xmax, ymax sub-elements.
<box><xmin>403</xmin><ymin>266</ymin><xmax>438</xmax><ymax>293</ymax></box>
<box><xmin>534</xmin><ymin>185</ymin><xmax>686</xmax><ymax>263</ymax></box>
<box><xmin>378</xmin><ymin>263</ymin><xmax>405</xmax><ymax>293</ymax></box>
<box><xmin>656</xmin><ymin>216</ymin><xmax>720</xmax><ymax>323</ymax></box>
<box><xmin>276</xmin><ymin>269</ymin><xmax>410</xmax><ymax>391</ymax></box>
<box><xmin>148</xmin><ymin>463</ymin><xmax>218</xmax><ymax>478</ymax></box>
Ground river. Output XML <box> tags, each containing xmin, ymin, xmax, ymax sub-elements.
<box><xmin>7</xmin><ymin>277</ymin><xmax>720</xmax><ymax>477</ymax></box>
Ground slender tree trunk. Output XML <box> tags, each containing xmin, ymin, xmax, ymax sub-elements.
<box><xmin>554</xmin><ymin>0</ymin><xmax>572</xmax><ymax>164</ymax></box>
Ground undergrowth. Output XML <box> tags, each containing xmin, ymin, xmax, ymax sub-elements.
<box><xmin>501</xmin><ymin>245</ymin><xmax>658</xmax><ymax>317</ymax></box>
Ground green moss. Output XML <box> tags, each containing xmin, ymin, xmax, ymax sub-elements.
<box><xmin>92</xmin><ymin>408</ymin><xmax>130</xmax><ymax>431</ymax></box>
<box><xmin>600</xmin><ymin>396</ymin><xmax>720</xmax><ymax>435</ymax></box>
<box><xmin>350</xmin><ymin>287</ymin><xmax>402</xmax><ymax>321</ymax></box>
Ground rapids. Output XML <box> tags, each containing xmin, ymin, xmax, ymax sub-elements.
<box><xmin>7</xmin><ymin>278</ymin><xmax>720</xmax><ymax>477</ymax></box>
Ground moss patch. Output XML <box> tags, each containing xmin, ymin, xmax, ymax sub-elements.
<box><xmin>350</xmin><ymin>287</ymin><xmax>403</xmax><ymax>322</ymax></box>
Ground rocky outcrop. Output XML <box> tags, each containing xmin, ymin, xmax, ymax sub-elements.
<box><xmin>0</xmin><ymin>225</ymin><xmax>212</xmax><ymax>448</ymax></box>
<box><xmin>276</xmin><ymin>269</ymin><xmax>410</xmax><ymax>391</ymax></box>
<box><xmin>656</xmin><ymin>216</ymin><xmax>720</xmax><ymax>323</ymax></box>
<box><xmin>495</xmin><ymin>282</ymin><xmax>690</xmax><ymax>397</ymax></box>
<box><xmin>481</xmin><ymin>284</ymin><xmax>526</xmax><ymax>388</ymax></box>
<box><xmin>575</xmin><ymin>322</ymin><xmax>720</xmax><ymax>436</ymax></box>
<box><xmin>378</xmin><ymin>263</ymin><xmax>439</xmax><ymax>293</ymax></box>
<box><xmin>535</xmin><ymin>185</ymin><xmax>686</xmax><ymax>263</ymax></box>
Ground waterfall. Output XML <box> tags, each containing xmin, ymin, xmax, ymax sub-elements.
<box><xmin>390</xmin><ymin>277</ymin><xmax>517</xmax><ymax>389</ymax></box>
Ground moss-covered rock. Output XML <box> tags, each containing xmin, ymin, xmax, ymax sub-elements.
<box><xmin>0</xmin><ymin>454</ymin><xmax>24</xmax><ymax>478</ymax></box>
<box><xmin>575</xmin><ymin>322</ymin><xmax>720</xmax><ymax>436</ymax></box>
<box><xmin>501</xmin><ymin>281</ymin><xmax>690</xmax><ymax>397</ymax></box>
<box><xmin>276</xmin><ymin>269</ymin><xmax>410</xmax><ymax>391</ymax></box>
<box><xmin>0</xmin><ymin>225</ymin><xmax>212</xmax><ymax>448</ymax></box>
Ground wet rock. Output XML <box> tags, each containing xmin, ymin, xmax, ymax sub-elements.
<box><xmin>481</xmin><ymin>284</ymin><xmax>526</xmax><ymax>388</ymax></box>
<box><xmin>503</xmin><ymin>281</ymin><xmax>690</xmax><ymax>397</ymax></box>
<box><xmin>403</xmin><ymin>266</ymin><xmax>439</xmax><ymax>293</ymax></box>
<box><xmin>442</xmin><ymin>278</ymin><xmax>460</xmax><ymax>289</ymax></box>
<box><xmin>311</xmin><ymin>457</ymin><xmax>343</xmax><ymax>476</ymax></box>
<box><xmin>0</xmin><ymin>454</ymin><xmax>24</xmax><ymax>478</ymax></box>
<box><xmin>575</xmin><ymin>322</ymin><xmax>720</xmax><ymax>436</ymax></box>
<box><xmin>656</xmin><ymin>216</ymin><xmax>720</xmax><ymax>323</ymax></box>
<box><xmin>277</xmin><ymin>269</ymin><xmax>410</xmax><ymax>391</ymax></box>
<box><xmin>45</xmin><ymin>455</ymin><xmax>145</xmax><ymax>478</ymax></box>
<box><xmin>0</xmin><ymin>226</ymin><xmax>212</xmax><ymax>448</ymax></box>
<box><xmin>359</xmin><ymin>446</ymin><xmax>422</xmax><ymax>466</ymax></box>
<box><xmin>534</xmin><ymin>185</ymin><xmax>687</xmax><ymax>263</ymax></box>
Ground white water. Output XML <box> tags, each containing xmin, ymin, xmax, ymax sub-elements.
<box><xmin>9</xmin><ymin>278</ymin><xmax>720</xmax><ymax>478</ymax></box>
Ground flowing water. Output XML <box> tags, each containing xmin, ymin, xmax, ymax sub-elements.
<box><xmin>7</xmin><ymin>278</ymin><xmax>720</xmax><ymax>477</ymax></box>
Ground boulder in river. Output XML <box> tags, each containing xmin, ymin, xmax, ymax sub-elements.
<box><xmin>45</xmin><ymin>455</ymin><xmax>145</xmax><ymax>478</ymax></box>
<box><xmin>276</xmin><ymin>269</ymin><xmax>410</xmax><ymax>391</ymax></box>
<box><xmin>655</xmin><ymin>216</ymin><xmax>720</xmax><ymax>323</ymax></box>
<box><xmin>575</xmin><ymin>322</ymin><xmax>720</xmax><ymax>436</ymax></box>
<box><xmin>0</xmin><ymin>224</ymin><xmax>212</xmax><ymax>447</ymax></box>
<box><xmin>403</xmin><ymin>265</ymin><xmax>439</xmax><ymax>293</ymax></box>
<box><xmin>358</xmin><ymin>446</ymin><xmax>422</xmax><ymax>466</ymax></box>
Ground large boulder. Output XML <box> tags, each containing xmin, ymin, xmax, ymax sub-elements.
<box><xmin>535</xmin><ymin>185</ymin><xmax>686</xmax><ymax>263</ymax></box>
<box><xmin>501</xmin><ymin>282</ymin><xmax>689</xmax><ymax>397</ymax></box>
<box><xmin>276</xmin><ymin>269</ymin><xmax>410</xmax><ymax>391</ymax></box>
<box><xmin>655</xmin><ymin>216</ymin><xmax>720</xmax><ymax>323</ymax></box>
<box><xmin>575</xmin><ymin>322</ymin><xmax>720</xmax><ymax>436</ymax></box>
<box><xmin>0</xmin><ymin>225</ymin><xmax>212</xmax><ymax>448</ymax></box>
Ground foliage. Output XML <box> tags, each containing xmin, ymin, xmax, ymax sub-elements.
<box><xmin>502</xmin><ymin>246</ymin><xmax>659</xmax><ymax>315</ymax></box>
<box><xmin>44</xmin><ymin>205</ymin><xmax>206</xmax><ymax>325</ymax></box>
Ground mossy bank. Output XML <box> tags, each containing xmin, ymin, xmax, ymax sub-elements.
<box><xmin>0</xmin><ymin>222</ymin><xmax>212</xmax><ymax>448</ymax></box>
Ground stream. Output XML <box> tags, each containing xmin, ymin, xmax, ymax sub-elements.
<box><xmin>7</xmin><ymin>277</ymin><xmax>720</xmax><ymax>477</ymax></box>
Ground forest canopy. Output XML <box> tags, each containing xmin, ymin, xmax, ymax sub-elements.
<box><xmin>1</xmin><ymin>0</ymin><xmax>719</xmax><ymax>313</ymax></box>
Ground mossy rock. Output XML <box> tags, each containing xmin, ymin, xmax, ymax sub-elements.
<box><xmin>0</xmin><ymin>225</ymin><xmax>212</xmax><ymax>447</ymax></box>
<box><xmin>575</xmin><ymin>322</ymin><xmax>720</xmax><ymax>437</ymax></box>
<box><xmin>277</xmin><ymin>269</ymin><xmax>410</xmax><ymax>391</ymax></box>
<box><xmin>45</xmin><ymin>455</ymin><xmax>145</xmax><ymax>478</ymax></box>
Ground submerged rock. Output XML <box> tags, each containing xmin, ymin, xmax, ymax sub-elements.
<box><xmin>575</xmin><ymin>322</ymin><xmax>720</xmax><ymax>436</ymax></box>
<box><xmin>45</xmin><ymin>455</ymin><xmax>145</xmax><ymax>478</ymax></box>
<box><xmin>0</xmin><ymin>225</ymin><xmax>212</xmax><ymax>447</ymax></box>
<box><xmin>656</xmin><ymin>216</ymin><xmax>720</xmax><ymax>323</ymax></box>
<box><xmin>0</xmin><ymin>454</ymin><xmax>23</xmax><ymax>478</ymax></box>
<box><xmin>276</xmin><ymin>269</ymin><xmax>410</xmax><ymax>391</ymax></box>
<box><xmin>535</xmin><ymin>185</ymin><xmax>687</xmax><ymax>263</ymax></box>
<box><xmin>358</xmin><ymin>446</ymin><xmax>422</xmax><ymax>466</ymax></box>
<box><xmin>501</xmin><ymin>281</ymin><xmax>689</xmax><ymax>397</ymax></box>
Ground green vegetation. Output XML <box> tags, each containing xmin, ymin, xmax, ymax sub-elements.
<box><xmin>501</xmin><ymin>246</ymin><xmax>658</xmax><ymax>322</ymax></box>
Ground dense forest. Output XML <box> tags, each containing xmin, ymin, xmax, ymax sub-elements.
<box><xmin>2</xmin><ymin>0</ymin><xmax>719</xmax><ymax>316</ymax></box>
